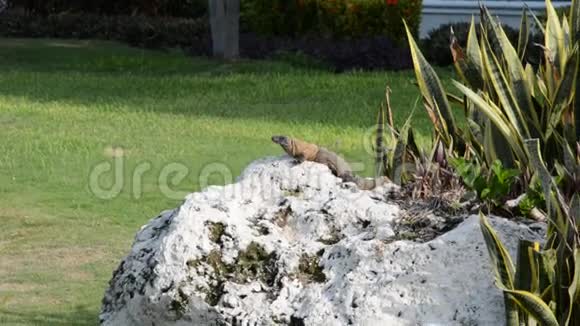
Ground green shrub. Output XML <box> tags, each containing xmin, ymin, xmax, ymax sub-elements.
<box><xmin>9</xmin><ymin>0</ymin><xmax>208</xmax><ymax>18</ymax></box>
<box><xmin>450</xmin><ymin>158</ymin><xmax>520</xmax><ymax>208</ymax></box>
<box><xmin>241</xmin><ymin>0</ymin><xmax>423</xmax><ymax>43</ymax></box>
<box><xmin>0</xmin><ymin>12</ymin><xmax>208</xmax><ymax>48</ymax></box>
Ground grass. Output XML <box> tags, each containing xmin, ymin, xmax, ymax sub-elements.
<box><xmin>0</xmin><ymin>38</ymin><xmax>454</xmax><ymax>325</ymax></box>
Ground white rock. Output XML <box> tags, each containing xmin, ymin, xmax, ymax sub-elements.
<box><xmin>100</xmin><ymin>157</ymin><xmax>543</xmax><ymax>326</ymax></box>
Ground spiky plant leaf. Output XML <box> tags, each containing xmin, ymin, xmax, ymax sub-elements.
<box><xmin>481</xmin><ymin>35</ymin><xmax>531</xmax><ymax>139</ymax></box>
<box><xmin>552</xmin><ymin>47</ymin><xmax>579</xmax><ymax>113</ymax></box>
<box><xmin>391</xmin><ymin>109</ymin><xmax>415</xmax><ymax>185</ymax></box>
<box><xmin>559</xmin><ymin>138</ymin><xmax>578</xmax><ymax>174</ymax></box>
<box><xmin>525</xmin><ymin>64</ymin><xmax>536</xmax><ymax>97</ymax></box>
<box><xmin>525</xmin><ymin>139</ymin><xmax>559</xmax><ymax>222</ymax></box>
<box><xmin>571</xmin><ymin>194</ymin><xmax>580</xmax><ymax>229</ymax></box>
<box><xmin>549</xmin><ymin>48</ymin><xmax>579</xmax><ymax>146</ymax></box>
<box><xmin>454</xmin><ymin>81</ymin><xmax>528</xmax><ymax>163</ymax></box>
<box><xmin>518</xmin><ymin>9</ymin><xmax>530</xmax><ymax>61</ymax></box>
<box><xmin>480</xmin><ymin>4</ymin><xmax>504</xmax><ymax>62</ymax></box>
<box><xmin>576</xmin><ymin>75</ymin><xmax>580</xmax><ymax>142</ymax></box>
<box><xmin>538</xmin><ymin>249</ymin><xmax>558</xmax><ymax>295</ymax></box>
<box><xmin>501</xmin><ymin>288</ymin><xmax>559</xmax><ymax>326</ymax></box>
<box><xmin>466</xmin><ymin>16</ymin><xmax>483</xmax><ymax>75</ymax></box>
<box><xmin>375</xmin><ymin>102</ymin><xmax>387</xmax><ymax>178</ymax></box>
<box><xmin>481</xmin><ymin>4</ymin><xmax>539</xmax><ymax>138</ymax></box>
<box><xmin>405</xmin><ymin>21</ymin><xmax>458</xmax><ymax>145</ymax></box>
<box><xmin>452</xmin><ymin>18</ymin><xmax>484</xmax><ymax>90</ymax></box>
<box><xmin>479</xmin><ymin>213</ymin><xmax>519</xmax><ymax>325</ymax></box>
<box><xmin>480</xmin><ymin>212</ymin><xmax>516</xmax><ymax>286</ymax></box>
<box><xmin>572</xmin><ymin>0</ymin><xmax>580</xmax><ymax>44</ymax></box>
<box><xmin>516</xmin><ymin>240</ymin><xmax>537</xmax><ymax>292</ymax></box>
<box><xmin>545</xmin><ymin>0</ymin><xmax>566</xmax><ymax>82</ymax></box>
<box><xmin>572</xmin><ymin>247</ymin><xmax>580</xmax><ymax>303</ymax></box>
<box><xmin>572</xmin><ymin>0</ymin><xmax>580</xmax><ymax>141</ymax></box>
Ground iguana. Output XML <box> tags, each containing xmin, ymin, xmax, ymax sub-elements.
<box><xmin>271</xmin><ymin>136</ymin><xmax>390</xmax><ymax>190</ymax></box>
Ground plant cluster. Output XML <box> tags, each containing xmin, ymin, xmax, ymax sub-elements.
<box><xmin>241</xmin><ymin>0</ymin><xmax>422</xmax><ymax>43</ymax></box>
<box><xmin>382</xmin><ymin>1</ymin><xmax>580</xmax><ymax>214</ymax></box>
<box><xmin>375</xmin><ymin>0</ymin><xmax>580</xmax><ymax>323</ymax></box>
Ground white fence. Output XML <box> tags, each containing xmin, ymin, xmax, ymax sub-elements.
<box><xmin>421</xmin><ymin>0</ymin><xmax>571</xmax><ymax>37</ymax></box>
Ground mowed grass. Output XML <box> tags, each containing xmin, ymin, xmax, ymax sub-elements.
<box><xmin>0</xmin><ymin>38</ymin><xmax>454</xmax><ymax>325</ymax></box>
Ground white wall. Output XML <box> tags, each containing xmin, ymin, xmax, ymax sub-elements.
<box><xmin>420</xmin><ymin>0</ymin><xmax>571</xmax><ymax>38</ymax></box>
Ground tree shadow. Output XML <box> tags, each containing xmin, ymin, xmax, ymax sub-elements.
<box><xmin>0</xmin><ymin>37</ymin><xmax>437</xmax><ymax>131</ymax></box>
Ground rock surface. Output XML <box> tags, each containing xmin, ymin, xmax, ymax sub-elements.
<box><xmin>101</xmin><ymin>157</ymin><xmax>544</xmax><ymax>326</ymax></box>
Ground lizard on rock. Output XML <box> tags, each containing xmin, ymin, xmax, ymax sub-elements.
<box><xmin>271</xmin><ymin>135</ymin><xmax>390</xmax><ymax>190</ymax></box>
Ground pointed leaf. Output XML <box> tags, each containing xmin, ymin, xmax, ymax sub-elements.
<box><xmin>405</xmin><ymin>21</ymin><xmax>458</xmax><ymax>144</ymax></box>
<box><xmin>515</xmin><ymin>240</ymin><xmax>537</xmax><ymax>292</ymax></box>
<box><xmin>481</xmin><ymin>5</ymin><xmax>539</xmax><ymax>138</ymax></box>
<box><xmin>526</xmin><ymin>4</ymin><xmax>546</xmax><ymax>35</ymax></box>
<box><xmin>391</xmin><ymin>109</ymin><xmax>415</xmax><ymax>185</ymax></box>
<box><xmin>454</xmin><ymin>81</ymin><xmax>528</xmax><ymax>164</ymax></box>
<box><xmin>552</xmin><ymin>47</ymin><xmax>579</xmax><ymax>110</ymax></box>
<box><xmin>479</xmin><ymin>213</ymin><xmax>519</xmax><ymax>325</ymax></box>
<box><xmin>545</xmin><ymin>0</ymin><xmax>566</xmax><ymax>75</ymax></box>
<box><xmin>481</xmin><ymin>35</ymin><xmax>531</xmax><ymax>139</ymax></box>
<box><xmin>572</xmin><ymin>0</ymin><xmax>580</xmax><ymax>45</ymax></box>
<box><xmin>572</xmin><ymin>248</ymin><xmax>580</xmax><ymax>302</ymax></box>
<box><xmin>571</xmin><ymin>194</ymin><xmax>580</xmax><ymax>228</ymax></box>
<box><xmin>501</xmin><ymin>289</ymin><xmax>559</xmax><ymax>326</ymax></box>
<box><xmin>480</xmin><ymin>213</ymin><xmax>515</xmax><ymax>287</ymax></box>
<box><xmin>375</xmin><ymin>102</ymin><xmax>386</xmax><ymax>178</ymax></box>
<box><xmin>454</xmin><ymin>17</ymin><xmax>484</xmax><ymax>89</ymax></box>
<box><xmin>518</xmin><ymin>9</ymin><xmax>530</xmax><ymax>61</ymax></box>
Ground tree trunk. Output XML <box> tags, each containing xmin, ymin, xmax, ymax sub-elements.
<box><xmin>208</xmin><ymin>0</ymin><xmax>239</xmax><ymax>60</ymax></box>
<box><xmin>223</xmin><ymin>0</ymin><xmax>239</xmax><ymax>60</ymax></box>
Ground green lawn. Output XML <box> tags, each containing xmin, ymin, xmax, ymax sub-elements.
<box><xmin>0</xmin><ymin>38</ymin><xmax>454</xmax><ymax>325</ymax></box>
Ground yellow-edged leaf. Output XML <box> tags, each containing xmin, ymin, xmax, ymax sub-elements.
<box><xmin>550</xmin><ymin>48</ymin><xmax>579</xmax><ymax>140</ymax></box>
<box><xmin>481</xmin><ymin>35</ymin><xmax>530</xmax><ymax>139</ymax></box>
<box><xmin>502</xmin><ymin>289</ymin><xmax>559</xmax><ymax>326</ymax></box>
<box><xmin>479</xmin><ymin>213</ymin><xmax>515</xmax><ymax>287</ymax></box>
<box><xmin>571</xmin><ymin>0</ymin><xmax>580</xmax><ymax>44</ymax></box>
<box><xmin>405</xmin><ymin>21</ymin><xmax>458</xmax><ymax>144</ymax></box>
<box><xmin>454</xmin><ymin>81</ymin><xmax>528</xmax><ymax>163</ymax></box>
<box><xmin>479</xmin><ymin>213</ymin><xmax>519</xmax><ymax>326</ymax></box>
<box><xmin>545</xmin><ymin>0</ymin><xmax>566</xmax><ymax>78</ymax></box>
<box><xmin>518</xmin><ymin>9</ymin><xmax>530</xmax><ymax>60</ymax></box>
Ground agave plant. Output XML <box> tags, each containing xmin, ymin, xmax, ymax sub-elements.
<box><xmin>405</xmin><ymin>0</ymin><xmax>580</xmax><ymax>205</ymax></box>
<box><xmin>374</xmin><ymin>87</ymin><xmax>464</xmax><ymax>201</ymax></box>
<box><xmin>374</xmin><ymin>86</ymin><xmax>418</xmax><ymax>185</ymax></box>
<box><xmin>402</xmin><ymin>1</ymin><xmax>580</xmax><ymax>324</ymax></box>
<box><xmin>480</xmin><ymin>139</ymin><xmax>579</xmax><ymax>326</ymax></box>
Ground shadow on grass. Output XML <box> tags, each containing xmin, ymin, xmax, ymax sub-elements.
<box><xmin>0</xmin><ymin>37</ymin><xmax>439</xmax><ymax>131</ymax></box>
<box><xmin>0</xmin><ymin>305</ymin><xmax>97</xmax><ymax>326</ymax></box>
<box><xmin>0</xmin><ymin>38</ymin><xmax>330</xmax><ymax>76</ymax></box>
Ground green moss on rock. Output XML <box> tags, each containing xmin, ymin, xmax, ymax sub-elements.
<box><xmin>233</xmin><ymin>242</ymin><xmax>278</xmax><ymax>286</ymax></box>
<box><xmin>168</xmin><ymin>287</ymin><xmax>189</xmax><ymax>319</ymax></box>
<box><xmin>207</xmin><ymin>222</ymin><xmax>226</xmax><ymax>245</ymax></box>
<box><xmin>297</xmin><ymin>254</ymin><xmax>326</xmax><ymax>283</ymax></box>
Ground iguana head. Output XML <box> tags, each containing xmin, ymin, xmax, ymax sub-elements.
<box><xmin>272</xmin><ymin>136</ymin><xmax>319</xmax><ymax>161</ymax></box>
<box><xmin>271</xmin><ymin>135</ymin><xmax>291</xmax><ymax>152</ymax></box>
